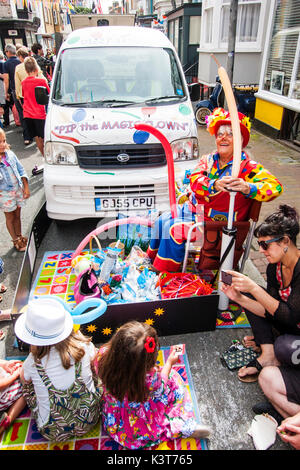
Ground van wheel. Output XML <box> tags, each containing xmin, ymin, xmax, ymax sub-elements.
<box><xmin>195</xmin><ymin>107</ymin><xmax>211</xmax><ymax>126</ymax></box>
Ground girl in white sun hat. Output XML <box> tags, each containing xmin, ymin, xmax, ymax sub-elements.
<box><xmin>14</xmin><ymin>296</ymin><xmax>102</xmax><ymax>442</ymax></box>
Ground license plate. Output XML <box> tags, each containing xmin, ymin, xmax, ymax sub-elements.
<box><xmin>95</xmin><ymin>196</ymin><xmax>155</xmax><ymax>211</ymax></box>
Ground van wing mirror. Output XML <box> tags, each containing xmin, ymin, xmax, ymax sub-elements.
<box><xmin>35</xmin><ymin>86</ymin><xmax>49</xmax><ymax>105</ymax></box>
<box><xmin>188</xmin><ymin>83</ymin><xmax>200</xmax><ymax>102</ymax></box>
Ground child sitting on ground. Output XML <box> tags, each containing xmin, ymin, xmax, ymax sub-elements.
<box><xmin>0</xmin><ymin>359</ymin><xmax>26</xmax><ymax>436</ymax></box>
<box><xmin>95</xmin><ymin>320</ymin><xmax>211</xmax><ymax>449</ymax></box>
<box><xmin>14</xmin><ymin>297</ymin><xmax>102</xmax><ymax>442</ymax></box>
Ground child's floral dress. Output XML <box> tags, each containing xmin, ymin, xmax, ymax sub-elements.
<box><xmin>97</xmin><ymin>350</ymin><xmax>198</xmax><ymax>449</ymax></box>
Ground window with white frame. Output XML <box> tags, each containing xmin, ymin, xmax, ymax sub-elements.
<box><xmin>189</xmin><ymin>16</ymin><xmax>201</xmax><ymax>45</ymax></box>
<box><xmin>291</xmin><ymin>56</ymin><xmax>300</xmax><ymax>100</ymax></box>
<box><xmin>205</xmin><ymin>7</ymin><xmax>213</xmax><ymax>43</ymax></box>
<box><xmin>220</xmin><ymin>0</ymin><xmax>261</xmax><ymax>44</ymax></box>
<box><xmin>53</xmin><ymin>9</ymin><xmax>58</xmax><ymax>25</ymax></box>
<box><xmin>263</xmin><ymin>0</ymin><xmax>300</xmax><ymax>99</ymax></box>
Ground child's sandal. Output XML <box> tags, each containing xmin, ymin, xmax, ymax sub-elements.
<box><xmin>16</xmin><ymin>235</ymin><xmax>28</xmax><ymax>250</ymax></box>
<box><xmin>12</xmin><ymin>238</ymin><xmax>26</xmax><ymax>252</ymax></box>
<box><xmin>18</xmin><ymin>235</ymin><xmax>28</xmax><ymax>246</ymax></box>
<box><xmin>1</xmin><ymin>415</ymin><xmax>11</xmax><ymax>430</ymax></box>
<box><xmin>0</xmin><ymin>412</ymin><xmax>9</xmax><ymax>427</ymax></box>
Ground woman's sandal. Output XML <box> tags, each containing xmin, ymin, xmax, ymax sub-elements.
<box><xmin>238</xmin><ymin>358</ymin><xmax>263</xmax><ymax>383</ymax></box>
<box><xmin>12</xmin><ymin>237</ymin><xmax>26</xmax><ymax>252</ymax></box>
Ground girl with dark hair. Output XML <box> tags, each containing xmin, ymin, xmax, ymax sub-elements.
<box><xmin>221</xmin><ymin>205</ymin><xmax>300</xmax><ymax>392</ymax></box>
<box><xmin>95</xmin><ymin>321</ymin><xmax>211</xmax><ymax>449</ymax></box>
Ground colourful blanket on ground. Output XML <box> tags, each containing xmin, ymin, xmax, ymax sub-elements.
<box><xmin>0</xmin><ymin>347</ymin><xmax>206</xmax><ymax>451</ymax></box>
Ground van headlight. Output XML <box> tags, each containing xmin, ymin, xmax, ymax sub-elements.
<box><xmin>44</xmin><ymin>142</ymin><xmax>78</xmax><ymax>165</ymax></box>
<box><xmin>171</xmin><ymin>138</ymin><xmax>198</xmax><ymax>161</ymax></box>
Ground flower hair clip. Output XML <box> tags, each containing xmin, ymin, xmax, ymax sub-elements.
<box><xmin>144</xmin><ymin>336</ymin><xmax>156</xmax><ymax>353</ymax></box>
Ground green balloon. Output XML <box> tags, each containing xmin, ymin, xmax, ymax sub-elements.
<box><xmin>179</xmin><ymin>104</ymin><xmax>191</xmax><ymax>115</ymax></box>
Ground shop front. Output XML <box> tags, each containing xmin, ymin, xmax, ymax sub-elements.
<box><xmin>0</xmin><ymin>17</ymin><xmax>40</xmax><ymax>53</ymax></box>
<box><xmin>254</xmin><ymin>0</ymin><xmax>300</xmax><ymax>147</ymax></box>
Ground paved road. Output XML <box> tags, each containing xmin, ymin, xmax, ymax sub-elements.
<box><xmin>1</xmin><ymin>120</ymin><xmax>299</xmax><ymax>450</ymax></box>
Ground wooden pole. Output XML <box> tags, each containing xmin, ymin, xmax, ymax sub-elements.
<box><xmin>226</xmin><ymin>0</ymin><xmax>238</xmax><ymax>85</ymax></box>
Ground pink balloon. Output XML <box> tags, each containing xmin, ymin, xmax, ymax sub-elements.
<box><xmin>72</xmin><ymin>217</ymin><xmax>153</xmax><ymax>260</ymax></box>
<box><xmin>134</xmin><ymin>123</ymin><xmax>178</xmax><ymax>219</ymax></box>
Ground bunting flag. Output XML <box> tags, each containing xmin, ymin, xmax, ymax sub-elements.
<box><xmin>65</xmin><ymin>0</ymin><xmax>76</xmax><ymax>14</ymax></box>
<box><xmin>96</xmin><ymin>0</ymin><xmax>103</xmax><ymax>14</ymax></box>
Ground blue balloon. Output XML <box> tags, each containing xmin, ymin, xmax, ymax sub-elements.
<box><xmin>72</xmin><ymin>108</ymin><xmax>87</xmax><ymax>122</ymax></box>
<box><xmin>133</xmin><ymin>130</ymin><xmax>149</xmax><ymax>144</ymax></box>
<box><xmin>40</xmin><ymin>295</ymin><xmax>107</xmax><ymax>325</ymax></box>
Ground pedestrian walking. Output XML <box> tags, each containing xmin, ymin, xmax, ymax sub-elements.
<box><xmin>15</xmin><ymin>47</ymin><xmax>44</xmax><ymax>146</ymax></box>
<box><xmin>22</xmin><ymin>57</ymin><xmax>50</xmax><ymax>158</ymax></box>
<box><xmin>2</xmin><ymin>44</ymin><xmax>21</xmax><ymax>127</ymax></box>
<box><xmin>31</xmin><ymin>43</ymin><xmax>53</xmax><ymax>82</ymax></box>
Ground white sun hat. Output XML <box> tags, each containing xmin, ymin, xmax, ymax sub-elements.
<box><xmin>14</xmin><ymin>297</ymin><xmax>74</xmax><ymax>346</ymax></box>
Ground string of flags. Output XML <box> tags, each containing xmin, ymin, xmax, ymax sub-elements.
<box><xmin>14</xmin><ymin>0</ymin><xmax>102</xmax><ymax>15</ymax></box>
<box><xmin>153</xmin><ymin>15</ymin><xmax>167</xmax><ymax>25</ymax></box>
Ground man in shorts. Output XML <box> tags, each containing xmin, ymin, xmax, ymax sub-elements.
<box><xmin>21</xmin><ymin>56</ymin><xmax>50</xmax><ymax>157</ymax></box>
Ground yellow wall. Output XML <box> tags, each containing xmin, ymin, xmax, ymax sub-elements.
<box><xmin>254</xmin><ymin>98</ymin><xmax>284</xmax><ymax>130</ymax></box>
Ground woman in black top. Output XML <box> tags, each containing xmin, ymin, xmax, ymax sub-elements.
<box><xmin>221</xmin><ymin>205</ymin><xmax>300</xmax><ymax>386</ymax></box>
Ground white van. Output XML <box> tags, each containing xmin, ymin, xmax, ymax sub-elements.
<box><xmin>39</xmin><ymin>26</ymin><xmax>199</xmax><ymax>220</ymax></box>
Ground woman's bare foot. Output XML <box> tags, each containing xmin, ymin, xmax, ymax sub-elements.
<box><xmin>242</xmin><ymin>335</ymin><xmax>261</xmax><ymax>353</ymax></box>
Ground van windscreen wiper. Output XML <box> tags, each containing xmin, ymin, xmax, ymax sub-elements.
<box><xmin>92</xmin><ymin>100</ymin><xmax>138</xmax><ymax>108</ymax></box>
<box><xmin>145</xmin><ymin>95</ymin><xmax>184</xmax><ymax>104</ymax></box>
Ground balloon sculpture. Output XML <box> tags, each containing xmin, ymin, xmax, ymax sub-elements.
<box><xmin>211</xmin><ymin>55</ymin><xmax>243</xmax><ymax>311</ymax></box>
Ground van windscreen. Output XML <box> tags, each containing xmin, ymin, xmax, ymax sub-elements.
<box><xmin>52</xmin><ymin>46</ymin><xmax>186</xmax><ymax>106</ymax></box>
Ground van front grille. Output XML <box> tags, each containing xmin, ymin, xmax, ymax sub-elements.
<box><xmin>53</xmin><ymin>183</ymin><xmax>167</xmax><ymax>199</ymax></box>
<box><xmin>76</xmin><ymin>144</ymin><xmax>166</xmax><ymax>169</ymax></box>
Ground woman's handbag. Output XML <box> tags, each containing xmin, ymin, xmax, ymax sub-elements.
<box><xmin>220</xmin><ymin>341</ymin><xmax>258</xmax><ymax>371</ymax></box>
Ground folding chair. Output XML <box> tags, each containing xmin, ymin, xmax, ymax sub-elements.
<box><xmin>182</xmin><ymin>200</ymin><xmax>261</xmax><ymax>273</ymax></box>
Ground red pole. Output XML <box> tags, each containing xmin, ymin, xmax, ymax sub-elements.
<box><xmin>134</xmin><ymin>123</ymin><xmax>178</xmax><ymax>219</ymax></box>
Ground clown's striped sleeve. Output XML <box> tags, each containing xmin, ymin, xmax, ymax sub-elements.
<box><xmin>189</xmin><ymin>154</ymin><xmax>217</xmax><ymax>199</ymax></box>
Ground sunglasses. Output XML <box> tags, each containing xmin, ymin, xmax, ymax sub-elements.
<box><xmin>257</xmin><ymin>237</ymin><xmax>283</xmax><ymax>250</ymax></box>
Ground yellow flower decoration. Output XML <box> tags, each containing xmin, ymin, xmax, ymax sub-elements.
<box><xmin>87</xmin><ymin>324</ymin><xmax>97</xmax><ymax>333</ymax></box>
<box><xmin>102</xmin><ymin>327</ymin><xmax>112</xmax><ymax>336</ymax></box>
<box><xmin>241</xmin><ymin>114</ymin><xmax>251</xmax><ymax>131</ymax></box>
<box><xmin>154</xmin><ymin>307</ymin><xmax>164</xmax><ymax>316</ymax></box>
<box><xmin>144</xmin><ymin>318</ymin><xmax>154</xmax><ymax>326</ymax></box>
<box><xmin>206</xmin><ymin>107</ymin><xmax>251</xmax><ymax>136</ymax></box>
